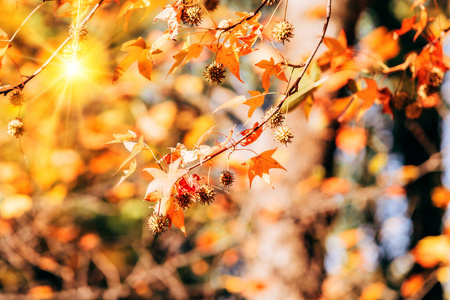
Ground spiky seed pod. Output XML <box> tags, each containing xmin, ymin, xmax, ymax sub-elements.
<box><xmin>181</xmin><ymin>4</ymin><xmax>203</xmax><ymax>26</ymax></box>
<box><xmin>175</xmin><ymin>192</ymin><xmax>194</xmax><ymax>210</ymax></box>
<box><xmin>428</xmin><ymin>66</ymin><xmax>445</xmax><ymax>87</ymax></box>
<box><xmin>405</xmin><ymin>102</ymin><xmax>423</xmax><ymax>119</ymax></box>
<box><xmin>204</xmin><ymin>62</ymin><xmax>226</xmax><ymax>84</ymax></box>
<box><xmin>265</xmin><ymin>106</ymin><xmax>284</xmax><ymax>128</ymax></box>
<box><xmin>196</xmin><ymin>185</ymin><xmax>216</xmax><ymax>205</ymax></box>
<box><xmin>272</xmin><ymin>20</ymin><xmax>294</xmax><ymax>44</ymax></box>
<box><xmin>147</xmin><ymin>213</ymin><xmax>169</xmax><ymax>235</ymax></box>
<box><xmin>391</xmin><ymin>91</ymin><xmax>410</xmax><ymax>110</ymax></box>
<box><xmin>219</xmin><ymin>171</ymin><xmax>234</xmax><ymax>188</ymax></box>
<box><xmin>9</xmin><ymin>90</ymin><xmax>24</xmax><ymax>107</ymax></box>
<box><xmin>264</xmin><ymin>0</ymin><xmax>280</xmax><ymax>6</ymax></box>
<box><xmin>68</xmin><ymin>24</ymin><xmax>88</xmax><ymax>40</ymax></box>
<box><xmin>204</xmin><ymin>0</ymin><xmax>219</xmax><ymax>11</ymax></box>
<box><xmin>7</xmin><ymin>118</ymin><xmax>25</xmax><ymax>138</ymax></box>
<box><xmin>274</xmin><ymin>125</ymin><xmax>294</xmax><ymax>146</ymax></box>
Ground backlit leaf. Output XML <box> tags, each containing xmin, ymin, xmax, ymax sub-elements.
<box><xmin>242</xmin><ymin>148</ymin><xmax>286</xmax><ymax>188</ymax></box>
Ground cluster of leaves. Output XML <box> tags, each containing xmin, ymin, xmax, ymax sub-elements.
<box><xmin>109</xmin><ymin>0</ymin><xmax>450</xmax><ymax>237</ymax></box>
<box><xmin>2</xmin><ymin>0</ymin><xmax>450</xmax><ymax>297</ymax></box>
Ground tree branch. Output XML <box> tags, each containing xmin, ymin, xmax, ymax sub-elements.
<box><xmin>187</xmin><ymin>0</ymin><xmax>332</xmax><ymax>172</ymax></box>
<box><xmin>0</xmin><ymin>0</ymin><xmax>105</xmax><ymax>96</ymax></box>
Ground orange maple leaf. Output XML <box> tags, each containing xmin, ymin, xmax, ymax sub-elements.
<box><xmin>167</xmin><ymin>43</ymin><xmax>203</xmax><ymax>76</ymax></box>
<box><xmin>336</xmin><ymin>78</ymin><xmax>391</xmax><ymax>121</ymax></box>
<box><xmin>242</xmin><ymin>148</ymin><xmax>286</xmax><ymax>188</ymax></box>
<box><xmin>205</xmin><ymin>12</ymin><xmax>263</xmax><ymax>82</ymax></box>
<box><xmin>206</xmin><ymin>44</ymin><xmax>243</xmax><ymax>82</ymax></box>
<box><xmin>317</xmin><ymin>29</ymin><xmax>351</xmax><ymax>70</ymax></box>
<box><xmin>245</xmin><ymin>91</ymin><xmax>265</xmax><ymax>119</ymax></box>
<box><xmin>113</xmin><ymin>37</ymin><xmax>160</xmax><ymax>82</ymax></box>
<box><xmin>213</xmin><ymin>91</ymin><xmax>265</xmax><ymax>122</ymax></box>
<box><xmin>154</xmin><ymin>3</ymin><xmax>182</xmax><ymax>40</ymax></box>
<box><xmin>255</xmin><ymin>57</ymin><xmax>288</xmax><ymax>92</ymax></box>
<box><xmin>239</xmin><ymin>122</ymin><xmax>263</xmax><ymax>147</ymax></box>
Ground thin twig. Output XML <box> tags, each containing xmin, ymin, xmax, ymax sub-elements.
<box><xmin>9</xmin><ymin>1</ymin><xmax>47</xmax><ymax>43</ymax></box>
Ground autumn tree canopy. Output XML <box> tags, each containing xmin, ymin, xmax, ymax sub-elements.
<box><xmin>1</xmin><ymin>0</ymin><xmax>450</xmax><ymax>298</ymax></box>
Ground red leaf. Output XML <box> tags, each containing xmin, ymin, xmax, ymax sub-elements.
<box><xmin>178</xmin><ymin>174</ymin><xmax>201</xmax><ymax>194</ymax></box>
<box><xmin>239</xmin><ymin>122</ymin><xmax>263</xmax><ymax>147</ymax></box>
<box><xmin>393</xmin><ymin>16</ymin><xmax>416</xmax><ymax>39</ymax></box>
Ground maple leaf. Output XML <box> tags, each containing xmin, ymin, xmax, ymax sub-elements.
<box><xmin>167</xmin><ymin>43</ymin><xmax>203</xmax><ymax>76</ymax></box>
<box><xmin>154</xmin><ymin>3</ymin><xmax>182</xmax><ymax>40</ymax></box>
<box><xmin>206</xmin><ymin>44</ymin><xmax>243</xmax><ymax>82</ymax></box>
<box><xmin>239</xmin><ymin>122</ymin><xmax>262</xmax><ymax>146</ymax></box>
<box><xmin>341</xmin><ymin>78</ymin><xmax>391</xmax><ymax>121</ymax></box>
<box><xmin>317</xmin><ymin>29</ymin><xmax>351</xmax><ymax>70</ymax></box>
<box><xmin>178</xmin><ymin>174</ymin><xmax>201</xmax><ymax>193</ymax></box>
<box><xmin>0</xmin><ymin>29</ymin><xmax>9</xmax><ymax>69</ymax></box>
<box><xmin>113</xmin><ymin>37</ymin><xmax>160</xmax><ymax>82</ymax></box>
<box><xmin>143</xmin><ymin>158</ymin><xmax>186</xmax><ymax>215</ymax></box>
<box><xmin>355</xmin><ymin>77</ymin><xmax>379</xmax><ymax>121</ymax></box>
<box><xmin>255</xmin><ymin>57</ymin><xmax>288</xmax><ymax>92</ymax></box>
<box><xmin>213</xmin><ymin>91</ymin><xmax>265</xmax><ymax>122</ymax></box>
<box><xmin>334</xmin><ymin>78</ymin><xmax>391</xmax><ymax>122</ymax></box>
<box><xmin>245</xmin><ymin>91</ymin><xmax>265</xmax><ymax>120</ymax></box>
<box><xmin>242</xmin><ymin>148</ymin><xmax>286</xmax><ymax>188</ymax></box>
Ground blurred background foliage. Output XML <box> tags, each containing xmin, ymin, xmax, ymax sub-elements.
<box><xmin>1</xmin><ymin>0</ymin><xmax>450</xmax><ymax>299</ymax></box>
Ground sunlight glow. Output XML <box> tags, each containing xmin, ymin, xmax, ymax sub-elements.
<box><xmin>65</xmin><ymin>59</ymin><xmax>82</xmax><ymax>78</ymax></box>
